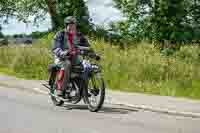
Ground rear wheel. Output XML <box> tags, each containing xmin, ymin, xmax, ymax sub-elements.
<box><xmin>83</xmin><ymin>73</ymin><xmax>105</xmax><ymax>112</ymax></box>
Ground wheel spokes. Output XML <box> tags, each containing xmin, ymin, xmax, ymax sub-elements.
<box><xmin>87</xmin><ymin>74</ymin><xmax>103</xmax><ymax>106</ymax></box>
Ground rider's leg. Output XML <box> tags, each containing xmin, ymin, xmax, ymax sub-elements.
<box><xmin>48</xmin><ymin>56</ymin><xmax>61</xmax><ymax>86</ymax></box>
<box><xmin>59</xmin><ymin>59</ymin><xmax>72</xmax><ymax>96</ymax></box>
<box><xmin>48</xmin><ymin>64</ymin><xmax>56</xmax><ymax>86</ymax></box>
<box><xmin>53</xmin><ymin>56</ymin><xmax>68</xmax><ymax>96</ymax></box>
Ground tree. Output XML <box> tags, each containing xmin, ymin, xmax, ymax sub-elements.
<box><xmin>112</xmin><ymin>0</ymin><xmax>196</xmax><ymax>43</ymax></box>
<box><xmin>0</xmin><ymin>25</ymin><xmax>4</xmax><ymax>38</ymax></box>
<box><xmin>112</xmin><ymin>0</ymin><xmax>155</xmax><ymax>41</ymax></box>
<box><xmin>190</xmin><ymin>0</ymin><xmax>200</xmax><ymax>40</ymax></box>
<box><xmin>151</xmin><ymin>0</ymin><xmax>189</xmax><ymax>42</ymax></box>
<box><xmin>56</xmin><ymin>0</ymin><xmax>92</xmax><ymax>33</ymax></box>
<box><xmin>0</xmin><ymin>0</ymin><xmax>91</xmax><ymax>32</ymax></box>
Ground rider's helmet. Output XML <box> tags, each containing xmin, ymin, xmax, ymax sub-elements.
<box><xmin>64</xmin><ymin>16</ymin><xmax>77</xmax><ymax>27</ymax></box>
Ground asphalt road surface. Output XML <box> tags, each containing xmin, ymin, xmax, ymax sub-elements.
<box><xmin>0</xmin><ymin>86</ymin><xmax>200</xmax><ymax>133</ymax></box>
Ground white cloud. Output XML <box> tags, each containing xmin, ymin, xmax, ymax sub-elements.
<box><xmin>87</xmin><ymin>0</ymin><xmax>122</xmax><ymax>25</ymax></box>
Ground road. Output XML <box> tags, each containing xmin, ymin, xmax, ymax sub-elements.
<box><xmin>0</xmin><ymin>86</ymin><xmax>200</xmax><ymax>133</ymax></box>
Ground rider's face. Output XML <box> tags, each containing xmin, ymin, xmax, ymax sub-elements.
<box><xmin>66</xmin><ymin>23</ymin><xmax>77</xmax><ymax>34</ymax></box>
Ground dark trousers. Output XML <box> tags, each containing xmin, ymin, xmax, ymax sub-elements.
<box><xmin>61</xmin><ymin>60</ymin><xmax>71</xmax><ymax>92</ymax></box>
<box><xmin>48</xmin><ymin>59</ymin><xmax>71</xmax><ymax>89</ymax></box>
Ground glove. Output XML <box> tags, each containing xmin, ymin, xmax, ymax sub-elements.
<box><xmin>60</xmin><ymin>50</ymin><xmax>69</xmax><ymax>58</ymax></box>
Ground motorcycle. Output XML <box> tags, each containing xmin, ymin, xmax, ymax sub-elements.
<box><xmin>45</xmin><ymin>47</ymin><xmax>105</xmax><ymax>112</ymax></box>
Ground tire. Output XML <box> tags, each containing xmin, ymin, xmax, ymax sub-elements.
<box><xmin>83</xmin><ymin>73</ymin><xmax>105</xmax><ymax>112</ymax></box>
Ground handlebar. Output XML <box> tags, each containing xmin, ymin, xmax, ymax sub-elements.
<box><xmin>78</xmin><ymin>48</ymin><xmax>101</xmax><ymax>61</ymax></box>
<box><xmin>62</xmin><ymin>47</ymin><xmax>101</xmax><ymax>61</ymax></box>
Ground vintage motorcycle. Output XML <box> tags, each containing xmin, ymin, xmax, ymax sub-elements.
<box><xmin>45</xmin><ymin>47</ymin><xmax>105</xmax><ymax>112</ymax></box>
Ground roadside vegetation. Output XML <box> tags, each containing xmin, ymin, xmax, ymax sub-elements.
<box><xmin>0</xmin><ymin>35</ymin><xmax>200</xmax><ymax>99</ymax></box>
<box><xmin>0</xmin><ymin>0</ymin><xmax>200</xmax><ymax>99</ymax></box>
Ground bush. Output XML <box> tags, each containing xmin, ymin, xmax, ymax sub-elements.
<box><xmin>0</xmin><ymin>38</ymin><xmax>8</xmax><ymax>47</ymax></box>
<box><xmin>175</xmin><ymin>45</ymin><xmax>200</xmax><ymax>63</ymax></box>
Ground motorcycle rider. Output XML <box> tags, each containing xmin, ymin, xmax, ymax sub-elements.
<box><xmin>49</xmin><ymin>16</ymin><xmax>94</xmax><ymax>97</ymax></box>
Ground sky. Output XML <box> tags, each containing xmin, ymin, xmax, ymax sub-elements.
<box><xmin>2</xmin><ymin>0</ymin><xmax>122</xmax><ymax>35</ymax></box>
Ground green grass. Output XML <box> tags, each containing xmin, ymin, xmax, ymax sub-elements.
<box><xmin>0</xmin><ymin>36</ymin><xmax>200</xmax><ymax>99</ymax></box>
<box><xmin>92</xmin><ymin>40</ymin><xmax>200</xmax><ymax>99</ymax></box>
<box><xmin>0</xmin><ymin>46</ymin><xmax>52</xmax><ymax>79</ymax></box>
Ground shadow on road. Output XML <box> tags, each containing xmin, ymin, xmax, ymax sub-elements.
<box><xmin>63</xmin><ymin>104</ymin><xmax>138</xmax><ymax>114</ymax></box>
<box><xmin>99</xmin><ymin>106</ymin><xmax>138</xmax><ymax>114</ymax></box>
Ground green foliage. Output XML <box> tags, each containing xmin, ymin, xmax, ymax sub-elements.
<box><xmin>11</xmin><ymin>31</ymin><xmax>49</xmax><ymax>39</ymax></box>
<box><xmin>0</xmin><ymin>38</ymin><xmax>8</xmax><ymax>47</ymax></box>
<box><xmin>57</xmin><ymin>0</ymin><xmax>91</xmax><ymax>33</ymax></box>
<box><xmin>0</xmin><ymin>25</ymin><xmax>4</xmax><ymax>38</ymax></box>
<box><xmin>31</xmin><ymin>31</ymin><xmax>50</xmax><ymax>39</ymax></box>
<box><xmin>152</xmin><ymin>0</ymin><xmax>189</xmax><ymax>42</ymax></box>
<box><xmin>0</xmin><ymin>0</ymin><xmax>91</xmax><ymax>32</ymax></box>
<box><xmin>112</xmin><ymin>0</ymin><xmax>154</xmax><ymax>42</ymax></box>
<box><xmin>13</xmin><ymin>34</ymin><xmax>25</xmax><ymax>38</ymax></box>
<box><xmin>0</xmin><ymin>32</ymin><xmax>3</xmax><ymax>38</ymax></box>
<box><xmin>0</xmin><ymin>0</ymin><xmax>48</xmax><ymax>23</ymax></box>
<box><xmin>112</xmin><ymin>0</ymin><xmax>200</xmax><ymax>43</ymax></box>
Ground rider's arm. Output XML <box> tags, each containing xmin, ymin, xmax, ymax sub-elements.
<box><xmin>78</xmin><ymin>33</ymin><xmax>96</xmax><ymax>52</ymax></box>
<box><xmin>78</xmin><ymin>33</ymin><xmax>90</xmax><ymax>47</ymax></box>
<box><xmin>52</xmin><ymin>31</ymin><xmax>66</xmax><ymax>58</ymax></box>
<box><xmin>77</xmin><ymin>34</ymin><xmax>100</xmax><ymax>60</ymax></box>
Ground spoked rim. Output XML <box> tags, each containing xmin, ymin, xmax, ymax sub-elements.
<box><xmin>88</xmin><ymin>80</ymin><xmax>101</xmax><ymax>107</ymax></box>
<box><xmin>86</xmin><ymin>73</ymin><xmax>105</xmax><ymax>111</ymax></box>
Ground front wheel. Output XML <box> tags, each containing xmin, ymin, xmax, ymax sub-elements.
<box><xmin>83</xmin><ymin>73</ymin><xmax>105</xmax><ymax>112</ymax></box>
